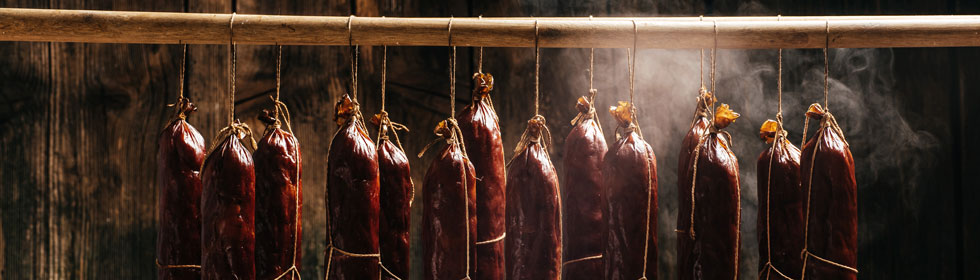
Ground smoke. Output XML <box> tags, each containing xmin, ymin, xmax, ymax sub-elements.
<box><xmin>568</xmin><ymin>43</ymin><xmax>938</xmax><ymax>278</ymax></box>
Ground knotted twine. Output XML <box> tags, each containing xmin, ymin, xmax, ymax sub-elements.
<box><xmin>799</xmin><ymin>20</ymin><xmax>857</xmax><ymax>279</ymax></box>
<box><xmin>373</xmin><ymin>42</ymin><xmax>414</xmax><ymax>280</ymax></box>
<box><xmin>624</xmin><ymin>20</ymin><xmax>655</xmax><ymax>280</ymax></box>
<box><xmin>509</xmin><ymin>20</ymin><xmax>554</xmax><ymax>164</ymax></box>
<box><xmin>561</xmin><ymin>15</ymin><xmax>604</xmax><ymax>269</ymax></box>
<box><xmin>416</xmin><ymin>17</ymin><xmax>473</xmax><ymax>280</ymax></box>
<box><xmin>685</xmin><ymin>20</ymin><xmax>741</xmax><ymax>280</ymax></box>
<box><xmin>759</xmin><ymin>16</ymin><xmax>794</xmax><ymax>280</ymax></box>
<box><xmin>324</xmin><ymin>15</ymin><xmax>382</xmax><ymax>280</ymax></box>
<box><xmin>261</xmin><ymin>44</ymin><xmax>303</xmax><ymax>280</ymax></box>
<box><xmin>157</xmin><ymin>42</ymin><xmax>205</xmax><ymax>271</ymax></box>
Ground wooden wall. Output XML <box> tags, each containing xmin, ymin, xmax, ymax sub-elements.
<box><xmin>0</xmin><ymin>0</ymin><xmax>977</xmax><ymax>279</ymax></box>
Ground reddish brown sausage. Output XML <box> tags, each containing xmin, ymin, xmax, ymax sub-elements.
<box><xmin>325</xmin><ymin>95</ymin><xmax>381</xmax><ymax>279</ymax></box>
<box><xmin>505</xmin><ymin>116</ymin><xmax>561</xmax><ymax>280</ymax></box>
<box><xmin>457</xmin><ymin>73</ymin><xmax>506</xmax><ymax>280</ymax></box>
<box><xmin>679</xmin><ymin>103</ymin><xmax>741</xmax><ymax>280</ymax></box>
<box><xmin>156</xmin><ymin>100</ymin><xmax>206</xmax><ymax>280</ymax></box>
<box><xmin>800</xmin><ymin>104</ymin><xmax>857</xmax><ymax>280</ymax></box>
<box><xmin>374</xmin><ymin>113</ymin><xmax>413</xmax><ymax>280</ymax></box>
<box><xmin>560</xmin><ymin>94</ymin><xmax>607</xmax><ymax>280</ymax></box>
<box><xmin>201</xmin><ymin>121</ymin><xmax>257</xmax><ymax>280</ymax></box>
<box><xmin>255</xmin><ymin>110</ymin><xmax>303</xmax><ymax>280</ymax></box>
<box><xmin>676</xmin><ymin>90</ymin><xmax>711</xmax><ymax>277</ymax></box>
<box><xmin>756</xmin><ymin>120</ymin><xmax>803</xmax><ymax>280</ymax></box>
<box><xmin>422</xmin><ymin>120</ymin><xmax>477</xmax><ymax>280</ymax></box>
<box><xmin>603</xmin><ymin>103</ymin><xmax>657</xmax><ymax>280</ymax></box>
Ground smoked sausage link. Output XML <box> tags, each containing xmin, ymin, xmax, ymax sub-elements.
<box><xmin>603</xmin><ymin>102</ymin><xmax>658</xmax><ymax>280</ymax></box>
<box><xmin>800</xmin><ymin>104</ymin><xmax>857</xmax><ymax>280</ymax></box>
<box><xmin>201</xmin><ymin>121</ymin><xmax>257</xmax><ymax>280</ymax></box>
<box><xmin>676</xmin><ymin>90</ymin><xmax>711</xmax><ymax>276</ymax></box>
<box><xmin>756</xmin><ymin>119</ymin><xmax>803</xmax><ymax>280</ymax></box>
<box><xmin>505</xmin><ymin>116</ymin><xmax>561</xmax><ymax>280</ymax></box>
<box><xmin>325</xmin><ymin>95</ymin><xmax>381</xmax><ymax>279</ymax></box>
<box><xmin>457</xmin><ymin>73</ymin><xmax>506</xmax><ymax>280</ymax></box>
<box><xmin>255</xmin><ymin>110</ymin><xmax>303</xmax><ymax>280</ymax></box>
<box><xmin>157</xmin><ymin>100</ymin><xmax>205</xmax><ymax>280</ymax></box>
<box><xmin>422</xmin><ymin>120</ymin><xmax>477</xmax><ymax>280</ymax></box>
<box><xmin>374</xmin><ymin>113</ymin><xmax>413</xmax><ymax>280</ymax></box>
<box><xmin>561</xmin><ymin>95</ymin><xmax>607</xmax><ymax>280</ymax></box>
<box><xmin>680</xmin><ymin>103</ymin><xmax>741</xmax><ymax>280</ymax></box>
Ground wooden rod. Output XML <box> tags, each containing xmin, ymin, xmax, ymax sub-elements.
<box><xmin>2</xmin><ymin>8</ymin><xmax>980</xmax><ymax>49</ymax></box>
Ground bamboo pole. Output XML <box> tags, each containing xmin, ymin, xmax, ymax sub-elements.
<box><xmin>2</xmin><ymin>8</ymin><xmax>980</xmax><ymax>48</ymax></box>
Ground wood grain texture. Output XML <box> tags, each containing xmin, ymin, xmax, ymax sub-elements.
<box><xmin>6</xmin><ymin>8</ymin><xmax>980</xmax><ymax>49</ymax></box>
<box><xmin>0</xmin><ymin>0</ymin><xmax>975</xmax><ymax>279</ymax></box>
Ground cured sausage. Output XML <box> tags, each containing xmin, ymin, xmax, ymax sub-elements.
<box><xmin>676</xmin><ymin>88</ymin><xmax>711</xmax><ymax>276</ymax></box>
<box><xmin>679</xmin><ymin>103</ymin><xmax>741</xmax><ymax>280</ymax></box>
<box><xmin>201</xmin><ymin>120</ymin><xmax>257</xmax><ymax>280</ymax></box>
<box><xmin>603</xmin><ymin>103</ymin><xmax>657</xmax><ymax>280</ymax></box>
<box><xmin>156</xmin><ymin>99</ymin><xmax>205</xmax><ymax>280</ymax></box>
<box><xmin>561</xmin><ymin>92</ymin><xmax>607</xmax><ymax>280</ymax></box>
<box><xmin>757</xmin><ymin>119</ymin><xmax>803</xmax><ymax>280</ymax></box>
<box><xmin>505</xmin><ymin>115</ymin><xmax>561</xmax><ymax>280</ymax></box>
<box><xmin>325</xmin><ymin>94</ymin><xmax>381</xmax><ymax>279</ymax></box>
<box><xmin>800</xmin><ymin>103</ymin><xmax>857</xmax><ymax>280</ymax></box>
<box><xmin>373</xmin><ymin>112</ymin><xmax>413</xmax><ymax>280</ymax></box>
<box><xmin>421</xmin><ymin>120</ymin><xmax>477</xmax><ymax>280</ymax></box>
<box><xmin>457</xmin><ymin>72</ymin><xmax>506</xmax><ymax>280</ymax></box>
<box><xmin>255</xmin><ymin>109</ymin><xmax>303</xmax><ymax>280</ymax></box>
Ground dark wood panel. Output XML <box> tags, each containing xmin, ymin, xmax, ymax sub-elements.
<box><xmin>0</xmin><ymin>0</ymin><xmax>973</xmax><ymax>279</ymax></box>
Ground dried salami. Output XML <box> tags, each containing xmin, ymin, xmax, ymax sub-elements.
<box><xmin>156</xmin><ymin>98</ymin><xmax>206</xmax><ymax>280</ymax></box>
<box><xmin>676</xmin><ymin>89</ymin><xmax>711</xmax><ymax>275</ymax></box>
<box><xmin>325</xmin><ymin>94</ymin><xmax>381</xmax><ymax>279</ymax></box>
<box><xmin>800</xmin><ymin>103</ymin><xmax>858</xmax><ymax>279</ymax></box>
<box><xmin>560</xmin><ymin>92</ymin><xmax>607</xmax><ymax>280</ymax></box>
<box><xmin>505</xmin><ymin>115</ymin><xmax>561</xmax><ymax>280</ymax></box>
<box><xmin>255</xmin><ymin>109</ymin><xmax>303</xmax><ymax>280</ymax></box>
<box><xmin>757</xmin><ymin>119</ymin><xmax>804</xmax><ymax>280</ymax></box>
<box><xmin>201</xmin><ymin>120</ymin><xmax>257</xmax><ymax>280</ymax></box>
<box><xmin>603</xmin><ymin>103</ymin><xmax>657</xmax><ymax>280</ymax></box>
<box><xmin>373</xmin><ymin>112</ymin><xmax>413</xmax><ymax>280</ymax></box>
<box><xmin>421</xmin><ymin>120</ymin><xmax>477</xmax><ymax>280</ymax></box>
<box><xmin>679</xmin><ymin>103</ymin><xmax>741</xmax><ymax>280</ymax></box>
<box><xmin>457</xmin><ymin>72</ymin><xmax>507</xmax><ymax>280</ymax></box>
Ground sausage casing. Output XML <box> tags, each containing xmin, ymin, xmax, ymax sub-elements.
<box><xmin>157</xmin><ymin>102</ymin><xmax>206</xmax><ymax>280</ymax></box>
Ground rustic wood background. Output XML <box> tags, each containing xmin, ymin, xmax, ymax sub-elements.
<box><xmin>1</xmin><ymin>0</ymin><xmax>978</xmax><ymax>279</ymax></box>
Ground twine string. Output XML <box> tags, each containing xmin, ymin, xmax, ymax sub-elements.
<box><xmin>534</xmin><ymin>19</ymin><xmax>540</xmax><ymax>116</ymax></box>
<box><xmin>799</xmin><ymin>19</ymin><xmax>858</xmax><ymax>279</ymax></box>
<box><xmin>478</xmin><ymin>15</ymin><xmax>484</xmax><ymax>73</ymax></box>
<box><xmin>228</xmin><ymin>13</ymin><xmax>238</xmax><ymax>125</ymax></box>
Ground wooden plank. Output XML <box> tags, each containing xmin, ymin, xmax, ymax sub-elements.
<box><xmin>6</xmin><ymin>9</ymin><xmax>980</xmax><ymax>49</ymax></box>
<box><xmin>40</xmin><ymin>0</ymin><xmax>186</xmax><ymax>278</ymax></box>
<box><xmin>0</xmin><ymin>0</ymin><xmax>51</xmax><ymax>278</ymax></box>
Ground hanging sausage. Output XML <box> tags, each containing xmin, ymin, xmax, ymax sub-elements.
<box><xmin>561</xmin><ymin>48</ymin><xmax>607</xmax><ymax>280</ymax></box>
<box><xmin>201</xmin><ymin>42</ymin><xmax>257</xmax><ymax>280</ymax></box>
<box><xmin>757</xmin><ymin>49</ymin><xmax>804</xmax><ymax>280</ymax></box>
<box><xmin>505</xmin><ymin>23</ymin><xmax>562</xmax><ymax>280</ymax></box>
<box><xmin>457</xmin><ymin>66</ymin><xmax>507</xmax><ymax>280</ymax></box>
<box><xmin>603</xmin><ymin>43</ymin><xmax>657</xmax><ymax>280</ymax></box>
<box><xmin>255</xmin><ymin>46</ymin><xmax>303</xmax><ymax>280</ymax></box>
<box><xmin>676</xmin><ymin>87</ymin><xmax>711</xmax><ymax>280</ymax></box>
<box><xmin>157</xmin><ymin>46</ymin><xmax>205</xmax><ymax>280</ymax></box>
<box><xmin>324</xmin><ymin>44</ymin><xmax>381</xmax><ymax>279</ymax></box>
<box><xmin>679</xmin><ymin>38</ymin><xmax>742</xmax><ymax>280</ymax></box>
<box><xmin>374</xmin><ymin>46</ymin><xmax>413</xmax><ymax>280</ymax></box>
<box><xmin>799</xmin><ymin>42</ymin><xmax>857</xmax><ymax>280</ymax></box>
<box><xmin>325</xmin><ymin>93</ymin><xmax>381</xmax><ymax>279</ymax></box>
<box><xmin>421</xmin><ymin>35</ymin><xmax>477</xmax><ymax>280</ymax></box>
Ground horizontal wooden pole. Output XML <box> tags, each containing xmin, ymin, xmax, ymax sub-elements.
<box><xmin>2</xmin><ymin>8</ymin><xmax>980</xmax><ymax>49</ymax></box>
